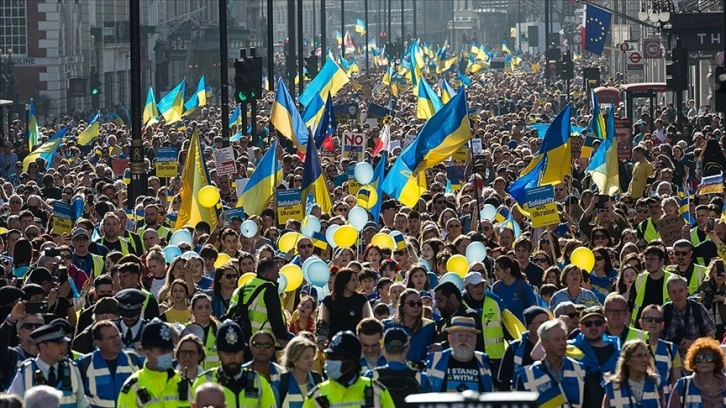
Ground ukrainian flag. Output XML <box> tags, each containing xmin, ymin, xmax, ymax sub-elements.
<box><xmin>508</xmin><ymin>105</ymin><xmax>572</xmax><ymax>206</ymax></box>
<box><xmin>591</xmin><ymin>90</ymin><xmax>606</xmax><ymax>139</ymax></box>
<box><xmin>175</xmin><ymin>128</ymin><xmax>217</xmax><ymax>230</ymax></box>
<box><xmin>24</xmin><ymin>127</ymin><xmax>66</xmax><ymax>171</ymax></box>
<box><xmin>271</xmin><ymin>77</ymin><xmax>310</xmax><ymax>152</ymax></box>
<box><xmin>458</xmin><ymin>70</ymin><xmax>472</xmax><ymax>87</ymax></box>
<box><xmin>682</xmin><ymin>195</ymin><xmax>696</xmax><ymax>226</ymax></box>
<box><xmin>440</xmin><ymin>78</ymin><xmax>456</xmax><ymax>104</ymax></box>
<box><xmin>229</xmin><ymin>104</ymin><xmax>242</xmax><ymax>128</ymax></box>
<box><xmin>416</xmin><ymin>78</ymin><xmax>443</xmax><ymax>119</ymax></box>
<box><xmin>237</xmin><ymin>141</ymin><xmax>281</xmax><ymax>215</ymax></box>
<box><xmin>382</xmin><ymin>89</ymin><xmax>472</xmax><ymax>207</ymax></box>
<box><xmin>142</xmin><ymin>87</ymin><xmax>159</xmax><ymax>127</ymax></box>
<box><xmin>502</xmin><ymin>40</ymin><xmax>511</xmax><ymax>54</ymax></box>
<box><xmin>355</xmin><ymin>18</ymin><xmax>366</xmax><ymax>34</ymax></box>
<box><xmin>336</xmin><ymin>31</ymin><xmax>343</xmax><ymax>47</ymax></box>
<box><xmin>157</xmin><ymin>79</ymin><xmax>185</xmax><ymax>124</ymax></box>
<box><xmin>494</xmin><ymin>206</ymin><xmax>511</xmax><ymax>224</ymax></box>
<box><xmin>77</xmin><ymin>112</ymin><xmax>101</xmax><ymax>146</ymax></box>
<box><xmin>28</xmin><ymin>98</ymin><xmax>40</xmax><ymax>150</ymax></box>
<box><xmin>299</xmin><ymin>57</ymin><xmax>349</xmax><ymax>108</ymax></box>
<box><xmin>587</xmin><ymin>103</ymin><xmax>619</xmax><ymax>195</ymax></box>
<box><xmin>301</xmin><ymin>141</ymin><xmax>332</xmax><ymax>214</ymax></box>
<box><xmin>183</xmin><ymin>75</ymin><xmax>207</xmax><ymax>117</ymax></box>
<box><xmin>369</xmin><ymin>151</ymin><xmax>387</xmax><ymax>223</ymax></box>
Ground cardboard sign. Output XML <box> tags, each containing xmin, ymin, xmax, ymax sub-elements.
<box><xmin>451</xmin><ymin>145</ymin><xmax>468</xmax><ymax>163</ymax></box>
<box><xmin>446</xmin><ymin>165</ymin><xmax>466</xmax><ymax>188</ymax></box>
<box><xmin>111</xmin><ymin>158</ymin><xmax>130</xmax><ymax>176</ymax></box>
<box><xmin>526</xmin><ymin>185</ymin><xmax>560</xmax><ymax>228</ymax></box>
<box><xmin>334</xmin><ymin>103</ymin><xmax>359</xmax><ymax>122</ymax></box>
<box><xmin>214</xmin><ymin>146</ymin><xmax>237</xmax><ymax>177</ymax></box>
<box><xmin>156</xmin><ymin>147</ymin><xmax>178</xmax><ymax>178</ymax></box>
<box><xmin>658</xmin><ymin>214</ymin><xmax>686</xmax><ymax>246</ymax></box>
<box><xmin>276</xmin><ymin>188</ymin><xmax>303</xmax><ymax>226</ymax></box>
<box><xmin>700</xmin><ymin>174</ymin><xmax>724</xmax><ymax>195</ymax></box>
<box><xmin>53</xmin><ymin>201</ymin><xmax>73</xmax><ymax>235</ymax></box>
<box><xmin>342</xmin><ymin>132</ymin><xmax>366</xmax><ymax>162</ymax></box>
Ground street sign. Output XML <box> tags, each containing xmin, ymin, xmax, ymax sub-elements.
<box><xmin>619</xmin><ymin>42</ymin><xmax>630</xmax><ymax>53</ymax></box>
<box><xmin>628</xmin><ymin>52</ymin><xmax>643</xmax><ymax>64</ymax></box>
<box><xmin>671</xmin><ymin>12</ymin><xmax>724</xmax><ymax>51</ymax></box>
<box><xmin>643</xmin><ymin>39</ymin><xmax>663</xmax><ymax>59</ymax></box>
<box><xmin>626</xmin><ymin>64</ymin><xmax>644</xmax><ymax>82</ymax></box>
<box><xmin>264</xmin><ymin>91</ymin><xmax>275</xmax><ymax>104</ymax></box>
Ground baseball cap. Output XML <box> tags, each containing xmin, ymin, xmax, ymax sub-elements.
<box><xmin>463</xmin><ymin>272</ymin><xmax>485</xmax><ymax>286</ymax></box>
<box><xmin>71</xmin><ymin>228</ymin><xmax>90</xmax><ymax>240</ymax></box>
<box><xmin>580</xmin><ymin>306</ymin><xmax>606</xmax><ymax>322</ymax></box>
<box><xmin>383</xmin><ymin>327</ymin><xmax>409</xmax><ymax>351</ymax></box>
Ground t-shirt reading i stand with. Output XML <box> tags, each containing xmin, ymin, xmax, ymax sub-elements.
<box><xmin>444</xmin><ymin>357</ymin><xmax>482</xmax><ymax>393</ymax></box>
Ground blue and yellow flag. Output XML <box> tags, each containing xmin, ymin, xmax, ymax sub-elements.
<box><xmin>335</xmin><ymin>31</ymin><xmax>343</xmax><ymax>47</ymax></box>
<box><xmin>157</xmin><ymin>79</ymin><xmax>185</xmax><ymax>124</ymax></box>
<box><xmin>508</xmin><ymin>105</ymin><xmax>572</xmax><ymax>206</ymax></box>
<box><xmin>355</xmin><ymin>18</ymin><xmax>366</xmax><ymax>34</ymax></box>
<box><xmin>494</xmin><ymin>206</ymin><xmax>511</xmax><ymax>224</ymax></box>
<box><xmin>382</xmin><ymin>89</ymin><xmax>472</xmax><ymax>207</ymax></box>
<box><xmin>142</xmin><ymin>87</ymin><xmax>159</xmax><ymax>127</ymax></box>
<box><xmin>77</xmin><ymin>112</ymin><xmax>101</xmax><ymax>146</ymax></box>
<box><xmin>28</xmin><ymin>98</ymin><xmax>40</xmax><ymax>150</ymax></box>
<box><xmin>229</xmin><ymin>104</ymin><xmax>242</xmax><ymax>128</ymax></box>
<box><xmin>24</xmin><ymin>127</ymin><xmax>66</xmax><ymax>171</ymax></box>
<box><xmin>183</xmin><ymin>75</ymin><xmax>207</xmax><ymax>117</ymax></box>
<box><xmin>299</xmin><ymin>57</ymin><xmax>349</xmax><ymax>108</ymax></box>
<box><xmin>175</xmin><ymin>128</ymin><xmax>217</xmax><ymax>230</ymax></box>
<box><xmin>591</xmin><ymin>90</ymin><xmax>606</xmax><ymax>139</ymax></box>
<box><xmin>369</xmin><ymin>151</ymin><xmax>387</xmax><ymax>223</ymax></box>
<box><xmin>501</xmin><ymin>40</ymin><xmax>511</xmax><ymax>54</ymax></box>
<box><xmin>458</xmin><ymin>70</ymin><xmax>472</xmax><ymax>87</ymax></box>
<box><xmin>681</xmin><ymin>195</ymin><xmax>696</xmax><ymax>226</ymax></box>
<box><xmin>271</xmin><ymin>78</ymin><xmax>310</xmax><ymax>153</ymax></box>
<box><xmin>301</xmin><ymin>141</ymin><xmax>332</xmax><ymax>214</ymax></box>
<box><xmin>237</xmin><ymin>141</ymin><xmax>281</xmax><ymax>215</ymax></box>
<box><xmin>416</xmin><ymin>78</ymin><xmax>444</xmax><ymax>119</ymax></box>
<box><xmin>439</xmin><ymin>77</ymin><xmax>456</xmax><ymax>104</ymax></box>
<box><xmin>587</xmin><ymin>103</ymin><xmax>619</xmax><ymax>195</ymax></box>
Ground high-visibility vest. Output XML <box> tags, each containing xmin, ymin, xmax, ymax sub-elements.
<box><xmin>651</xmin><ymin>339</ymin><xmax>677</xmax><ymax>397</ymax></box>
<box><xmin>664</xmin><ymin>264</ymin><xmax>706</xmax><ymax>295</ymax></box>
<box><xmin>518</xmin><ymin>358</ymin><xmax>586</xmax><ymax>408</ymax></box>
<box><xmin>242</xmin><ymin>361</ymin><xmax>284</xmax><ymax>393</ymax></box>
<box><xmin>18</xmin><ymin>358</ymin><xmax>82</xmax><ymax>408</ymax></box>
<box><xmin>426</xmin><ymin>349</ymin><xmax>493</xmax><ymax>393</ymax></box>
<box><xmin>78</xmin><ymin>350</ymin><xmax>140</xmax><ymax>408</ymax></box>
<box><xmin>97</xmin><ymin>237</ymin><xmax>131</xmax><ymax>255</ymax></box>
<box><xmin>512</xmin><ymin>332</ymin><xmax>532</xmax><ymax>374</ymax></box>
<box><xmin>631</xmin><ymin>271</ymin><xmax>672</xmax><ymax>322</ymax></box>
<box><xmin>192</xmin><ymin>367</ymin><xmax>277</xmax><ymax>408</ymax></box>
<box><xmin>481</xmin><ymin>295</ymin><xmax>505</xmax><ymax>359</ymax></box>
<box><xmin>116</xmin><ymin>364</ymin><xmax>190</xmax><ymax>408</ymax></box>
<box><xmin>638</xmin><ymin>219</ymin><xmax>659</xmax><ymax>242</ymax></box>
<box><xmin>675</xmin><ymin>374</ymin><xmax>726</xmax><ymax>407</ymax></box>
<box><xmin>302</xmin><ymin>376</ymin><xmax>395</xmax><ymax>408</ymax></box>
<box><xmin>604</xmin><ymin>377</ymin><xmax>661</xmax><ymax>408</ymax></box>
<box><xmin>231</xmin><ymin>277</ymin><xmax>279</xmax><ymax>345</ymax></box>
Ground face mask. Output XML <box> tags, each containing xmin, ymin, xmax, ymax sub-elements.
<box><xmin>324</xmin><ymin>360</ymin><xmax>345</xmax><ymax>380</ymax></box>
<box><xmin>155</xmin><ymin>352</ymin><xmax>174</xmax><ymax>370</ymax></box>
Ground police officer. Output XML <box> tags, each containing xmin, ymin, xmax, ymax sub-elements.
<box><xmin>114</xmin><ymin>288</ymin><xmax>148</xmax><ymax>352</ymax></box>
<box><xmin>192</xmin><ymin>320</ymin><xmax>276</xmax><ymax>408</ymax></box>
<box><xmin>76</xmin><ymin>320</ymin><xmax>143</xmax><ymax>408</ymax></box>
<box><xmin>8</xmin><ymin>323</ymin><xmax>89</xmax><ymax>407</ymax></box>
<box><xmin>303</xmin><ymin>331</ymin><xmax>395</xmax><ymax>408</ymax></box>
<box><xmin>117</xmin><ymin>318</ymin><xmax>190</xmax><ymax>407</ymax></box>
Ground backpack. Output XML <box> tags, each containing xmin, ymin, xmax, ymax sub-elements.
<box><xmin>224</xmin><ymin>282</ymin><xmax>272</xmax><ymax>346</ymax></box>
<box><xmin>374</xmin><ymin>367</ymin><xmax>421</xmax><ymax>408</ymax></box>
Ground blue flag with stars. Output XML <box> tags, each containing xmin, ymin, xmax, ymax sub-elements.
<box><xmin>313</xmin><ymin>92</ymin><xmax>337</xmax><ymax>151</ymax></box>
<box><xmin>584</xmin><ymin>4</ymin><xmax>611</xmax><ymax>55</ymax></box>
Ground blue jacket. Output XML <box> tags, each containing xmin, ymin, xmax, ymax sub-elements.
<box><xmin>568</xmin><ymin>332</ymin><xmax>620</xmax><ymax>375</ymax></box>
<box><xmin>382</xmin><ymin>318</ymin><xmax>436</xmax><ymax>364</ymax></box>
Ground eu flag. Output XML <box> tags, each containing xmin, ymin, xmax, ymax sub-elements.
<box><xmin>584</xmin><ymin>4</ymin><xmax>611</xmax><ymax>55</ymax></box>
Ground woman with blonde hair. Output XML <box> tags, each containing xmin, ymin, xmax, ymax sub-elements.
<box><xmin>278</xmin><ymin>336</ymin><xmax>323</xmax><ymax>408</ymax></box>
<box><xmin>668</xmin><ymin>338</ymin><xmax>726</xmax><ymax>407</ymax></box>
<box><xmin>603</xmin><ymin>339</ymin><xmax>663</xmax><ymax>407</ymax></box>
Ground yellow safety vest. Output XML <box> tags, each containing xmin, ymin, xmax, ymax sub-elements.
<box><xmin>97</xmin><ymin>237</ymin><xmax>131</xmax><ymax>255</ymax></box>
<box><xmin>191</xmin><ymin>367</ymin><xmax>276</xmax><ymax>408</ymax></box>
<box><xmin>639</xmin><ymin>219</ymin><xmax>659</xmax><ymax>242</ymax></box>
<box><xmin>664</xmin><ymin>264</ymin><xmax>706</xmax><ymax>295</ymax></box>
<box><xmin>302</xmin><ymin>376</ymin><xmax>396</xmax><ymax>408</ymax></box>
<box><xmin>230</xmin><ymin>277</ymin><xmax>279</xmax><ymax>346</ymax></box>
<box><xmin>481</xmin><ymin>295</ymin><xmax>505</xmax><ymax>359</ymax></box>
<box><xmin>201</xmin><ymin>324</ymin><xmax>219</xmax><ymax>370</ymax></box>
<box><xmin>116</xmin><ymin>365</ymin><xmax>190</xmax><ymax>408</ymax></box>
<box><xmin>631</xmin><ymin>271</ymin><xmax>672</xmax><ymax>323</ymax></box>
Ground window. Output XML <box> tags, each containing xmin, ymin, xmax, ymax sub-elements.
<box><xmin>0</xmin><ymin>0</ymin><xmax>27</xmax><ymax>55</ymax></box>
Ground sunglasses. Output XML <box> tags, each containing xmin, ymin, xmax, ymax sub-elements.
<box><xmin>637</xmin><ymin>209</ymin><xmax>649</xmax><ymax>214</ymax></box>
<box><xmin>533</xmin><ymin>257</ymin><xmax>549</xmax><ymax>263</ymax></box>
<box><xmin>73</xmin><ymin>236</ymin><xmax>89</xmax><ymax>242</ymax></box>
<box><xmin>582</xmin><ymin>319</ymin><xmax>605</xmax><ymax>328</ymax></box>
<box><xmin>252</xmin><ymin>341</ymin><xmax>273</xmax><ymax>350</ymax></box>
<box><xmin>594</xmin><ymin>256</ymin><xmax>604</xmax><ymax>261</ymax></box>
<box><xmin>695</xmin><ymin>353</ymin><xmax>717</xmax><ymax>363</ymax></box>
<box><xmin>22</xmin><ymin>323</ymin><xmax>44</xmax><ymax>330</ymax></box>
<box><xmin>298</xmin><ymin>243</ymin><xmax>313</xmax><ymax>249</ymax></box>
<box><xmin>642</xmin><ymin>316</ymin><xmax>663</xmax><ymax>323</ymax></box>
<box><xmin>406</xmin><ymin>300</ymin><xmax>423</xmax><ymax>308</ymax></box>
<box><xmin>335</xmin><ymin>208</ymin><xmax>348</xmax><ymax>212</ymax></box>
<box><xmin>223</xmin><ymin>273</ymin><xmax>238</xmax><ymax>280</ymax></box>
<box><xmin>394</xmin><ymin>250</ymin><xmax>406</xmax><ymax>256</ymax></box>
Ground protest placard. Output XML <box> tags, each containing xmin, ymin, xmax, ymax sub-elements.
<box><xmin>156</xmin><ymin>147</ymin><xmax>178</xmax><ymax>178</ymax></box>
<box><xmin>526</xmin><ymin>185</ymin><xmax>560</xmax><ymax>228</ymax></box>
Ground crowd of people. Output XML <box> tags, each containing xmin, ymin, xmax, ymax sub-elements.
<box><xmin>0</xmin><ymin>51</ymin><xmax>725</xmax><ymax>408</ymax></box>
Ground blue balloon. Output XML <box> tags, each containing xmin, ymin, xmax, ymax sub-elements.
<box><xmin>277</xmin><ymin>274</ymin><xmax>288</xmax><ymax>294</ymax></box>
<box><xmin>240</xmin><ymin>220</ymin><xmax>258</xmax><ymax>238</ymax></box>
<box><xmin>348</xmin><ymin>206</ymin><xmax>369</xmax><ymax>231</ymax></box>
<box><xmin>301</xmin><ymin>216</ymin><xmax>322</xmax><ymax>237</ymax></box>
<box><xmin>325</xmin><ymin>225</ymin><xmax>340</xmax><ymax>248</ymax></box>
<box><xmin>354</xmin><ymin>162</ymin><xmax>374</xmax><ymax>185</ymax></box>
<box><xmin>439</xmin><ymin>272</ymin><xmax>464</xmax><ymax>291</ymax></box>
<box><xmin>465</xmin><ymin>242</ymin><xmax>488</xmax><ymax>264</ymax></box>
<box><xmin>163</xmin><ymin>245</ymin><xmax>182</xmax><ymax>263</ymax></box>
<box><xmin>308</xmin><ymin>261</ymin><xmax>331</xmax><ymax>287</ymax></box>
<box><xmin>480</xmin><ymin>204</ymin><xmax>497</xmax><ymax>222</ymax></box>
<box><xmin>418</xmin><ymin>259</ymin><xmax>430</xmax><ymax>272</ymax></box>
<box><xmin>170</xmin><ymin>229</ymin><xmax>193</xmax><ymax>246</ymax></box>
<box><xmin>302</xmin><ymin>256</ymin><xmax>322</xmax><ymax>282</ymax></box>
<box><xmin>427</xmin><ymin>272</ymin><xmax>439</xmax><ymax>289</ymax></box>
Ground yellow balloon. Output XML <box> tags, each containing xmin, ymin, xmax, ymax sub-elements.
<box><xmin>278</xmin><ymin>232</ymin><xmax>300</xmax><ymax>253</ymax></box>
<box><xmin>237</xmin><ymin>272</ymin><xmax>256</xmax><ymax>287</ymax></box>
<box><xmin>334</xmin><ymin>225</ymin><xmax>358</xmax><ymax>247</ymax></box>
<box><xmin>370</xmin><ymin>233</ymin><xmax>395</xmax><ymax>250</ymax></box>
<box><xmin>198</xmin><ymin>185</ymin><xmax>220</xmax><ymax>208</ymax></box>
<box><xmin>570</xmin><ymin>247</ymin><xmax>595</xmax><ymax>272</ymax></box>
<box><xmin>214</xmin><ymin>253</ymin><xmax>232</xmax><ymax>268</ymax></box>
<box><xmin>446</xmin><ymin>254</ymin><xmax>470</xmax><ymax>278</ymax></box>
<box><xmin>0</xmin><ymin>227</ymin><xmax>7</xmax><ymax>234</ymax></box>
<box><xmin>280</xmin><ymin>264</ymin><xmax>304</xmax><ymax>292</ymax></box>
<box><xmin>357</xmin><ymin>185</ymin><xmax>379</xmax><ymax>210</ymax></box>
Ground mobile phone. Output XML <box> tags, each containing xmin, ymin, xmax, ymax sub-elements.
<box><xmin>57</xmin><ymin>266</ymin><xmax>68</xmax><ymax>284</ymax></box>
<box><xmin>25</xmin><ymin>302</ymin><xmax>48</xmax><ymax>314</ymax></box>
<box><xmin>595</xmin><ymin>195</ymin><xmax>610</xmax><ymax>209</ymax></box>
<box><xmin>707</xmin><ymin>217</ymin><xmax>716</xmax><ymax>232</ymax></box>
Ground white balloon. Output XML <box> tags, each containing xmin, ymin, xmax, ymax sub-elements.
<box><xmin>301</xmin><ymin>216</ymin><xmax>322</xmax><ymax>237</ymax></box>
<box><xmin>480</xmin><ymin>204</ymin><xmax>497</xmax><ymax>222</ymax></box>
<box><xmin>465</xmin><ymin>241</ymin><xmax>488</xmax><ymax>264</ymax></box>
<box><xmin>326</xmin><ymin>225</ymin><xmax>340</xmax><ymax>248</ymax></box>
<box><xmin>240</xmin><ymin>219</ymin><xmax>258</xmax><ymax>238</ymax></box>
<box><xmin>348</xmin><ymin>206</ymin><xmax>369</xmax><ymax>231</ymax></box>
<box><xmin>354</xmin><ymin>162</ymin><xmax>374</xmax><ymax>185</ymax></box>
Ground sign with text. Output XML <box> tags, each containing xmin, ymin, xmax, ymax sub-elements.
<box><xmin>658</xmin><ymin>214</ymin><xmax>686</xmax><ymax>246</ymax></box>
<box><xmin>276</xmin><ymin>188</ymin><xmax>303</xmax><ymax>226</ymax></box>
<box><xmin>53</xmin><ymin>201</ymin><xmax>73</xmax><ymax>234</ymax></box>
<box><xmin>214</xmin><ymin>146</ymin><xmax>237</xmax><ymax>177</ymax></box>
<box><xmin>342</xmin><ymin>132</ymin><xmax>366</xmax><ymax>162</ymax></box>
<box><xmin>224</xmin><ymin>207</ymin><xmax>246</xmax><ymax>222</ymax></box>
<box><xmin>671</xmin><ymin>12</ymin><xmax>723</xmax><ymax>51</ymax></box>
<box><xmin>446</xmin><ymin>165</ymin><xmax>466</xmax><ymax>188</ymax></box>
<box><xmin>471</xmin><ymin>139</ymin><xmax>483</xmax><ymax>155</ymax></box>
<box><xmin>156</xmin><ymin>147</ymin><xmax>178</xmax><ymax>178</ymax></box>
<box><xmin>525</xmin><ymin>185</ymin><xmax>560</xmax><ymax>228</ymax></box>
<box><xmin>334</xmin><ymin>103</ymin><xmax>359</xmax><ymax>122</ymax></box>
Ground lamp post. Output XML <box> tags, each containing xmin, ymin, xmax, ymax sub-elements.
<box><xmin>637</xmin><ymin>0</ymin><xmax>675</xmax><ymax>29</ymax></box>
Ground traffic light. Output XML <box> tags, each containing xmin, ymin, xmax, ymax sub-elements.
<box><xmin>305</xmin><ymin>55</ymin><xmax>319</xmax><ymax>79</ymax></box>
<box><xmin>715</xmin><ymin>66</ymin><xmax>726</xmax><ymax>113</ymax></box>
<box><xmin>89</xmin><ymin>70</ymin><xmax>100</xmax><ymax>96</ymax></box>
<box><xmin>666</xmin><ymin>47</ymin><xmax>688</xmax><ymax>91</ymax></box>
<box><xmin>234</xmin><ymin>50</ymin><xmax>262</xmax><ymax>103</ymax></box>
<box><xmin>561</xmin><ymin>51</ymin><xmax>574</xmax><ymax>80</ymax></box>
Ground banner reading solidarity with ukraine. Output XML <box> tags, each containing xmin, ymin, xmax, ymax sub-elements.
<box><xmin>525</xmin><ymin>185</ymin><xmax>560</xmax><ymax>228</ymax></box>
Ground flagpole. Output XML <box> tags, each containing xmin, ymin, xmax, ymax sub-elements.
<box><xmin>364</xmin><ymin>0</ymin><xmax>369</xmax><ymax>75</ymax></box>
<box><xmin>469</xmin><ymin>140</ymin><xmax>483</xmax><ymax>233</ymax></box>
<box><xmin>128</xmin><ymin>0</ymin><xmax>147</xmax><ymax>208</ymax></box>
<box><xmin>219</xmin><ymin>0</ymin><xmax>230</xmax><ymax>147</ymax></box>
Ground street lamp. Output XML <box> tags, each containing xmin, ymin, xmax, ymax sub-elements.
<box><xmin>638</xmin><ymin>0</ymin><xmax>675</xmax><ymax>28</ymax></box>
